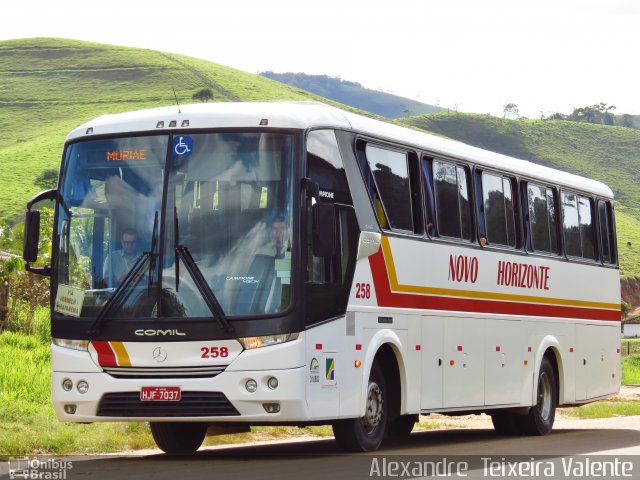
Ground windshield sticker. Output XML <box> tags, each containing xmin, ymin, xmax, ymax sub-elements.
<box><xmin>275</xmin><ymin>256</ymin><xmax>291</xmax><ymax>285</ymax></box>
<box><xmin>106</xmin><ymin>149</ymin><xmax>146</xmax><ymax>161</ymax></box>
<box><xmin>54</xmin><ymin>284</ymin><xmax>85</xmax><ymax>317</ymax></box>
<box><xmin>173</xmin><ymin>136</ymin><xmax>193</xmax><ymax>157</ymax></box>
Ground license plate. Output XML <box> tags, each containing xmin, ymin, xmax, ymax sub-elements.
<box><xmin>140</xmin><ymin>386</ymin><xmax>181</xmax><ymax>402</ymax></box>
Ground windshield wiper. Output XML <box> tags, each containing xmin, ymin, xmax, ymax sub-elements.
<box><xmin>148</xmin><ymin>211</ymin><xmax>159</xmax><ymax>289</ymax></box>
<box><xmin>88</xmin><ymin>253</ymin><xmax>150</xmax><ymax>335</ymax></box>
<box><xmin>89</xmin><ymin>212</ymin><xmax>160</xmax><ymax>335</ymax></box>
<box><xmin>174</xmin><ymin>207</ymin><xmax>234</xmax><ymax>333</ymax></box>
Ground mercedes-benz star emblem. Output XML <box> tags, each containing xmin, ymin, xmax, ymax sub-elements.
<box><xmin>152</xmin><ymin>347</ymin><xmax>167</xmax><ymax>363</ymax></box>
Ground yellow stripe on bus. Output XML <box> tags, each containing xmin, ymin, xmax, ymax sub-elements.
<box><xmin>380</xmin><ymin>237</ymin><xmax>620</xmax><ymax>311</ymax></box>
<box><xmin>110</xmin><ymin>341</ymin><xmax>132</xmax><ymax>367</ymax></box>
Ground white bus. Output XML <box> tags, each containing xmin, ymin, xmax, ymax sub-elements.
<box><xmin>23</xmin><ymin>102</ymin><xmax>621</xmax><ymax>453</ymax></box>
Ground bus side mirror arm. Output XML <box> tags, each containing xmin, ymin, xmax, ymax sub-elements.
<box><xmin>301</xmin><ymin>177</ymin><xmax>320</xmax><ymax>200</ymax></box>
<box><xmin>23</xmin><ymin>189</ymin><xmax>57</xmax><ymax>277</ymax></box>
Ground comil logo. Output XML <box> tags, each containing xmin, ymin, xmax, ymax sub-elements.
<box><xmin>134</xmin><ymin>329</ymin><xmax>186</xmax><ymax>337</ymax></box>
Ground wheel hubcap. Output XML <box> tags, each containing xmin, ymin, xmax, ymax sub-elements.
<box><xmin>537</xmin><ymin>371</ymin><xmax>552</xmax><ymax>421</ymax></box>
<box><xmin>362</xmin><ymin>381</ymin><xmax>383</xmax><ymax>432</ymax></box>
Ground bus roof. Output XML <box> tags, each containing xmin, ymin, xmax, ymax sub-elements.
<box><xmin>69</xmin><ymin>101</ymin><xmax>614</xmax><ymax>198</ymax></box>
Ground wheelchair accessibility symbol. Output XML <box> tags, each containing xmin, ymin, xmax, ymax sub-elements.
<box><xmin>173</xmin><ymin>136</ymin><xmax>193</xmax><ymax>156</ymax></box>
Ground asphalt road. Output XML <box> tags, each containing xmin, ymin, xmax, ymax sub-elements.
<box><xmin>3</xmin><ymin>416</ymin><xmax>640</xmax><ymax>479</ymax></box>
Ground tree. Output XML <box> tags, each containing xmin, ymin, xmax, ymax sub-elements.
<box><xmin>620</xmin><ymin>114</ymin><xmax>635</xmax><ymax>128</ymax></box>
<box><xmin>34</xmin><ymin>168</ymin><xmax>59</xmax><ymax>190</ymax></box>
<box><xmin>503</xmin><ymin>103</ymin><xmax>519</xmax><ymax>119</ymax></box>
<box><xmin>0</xmin><ymin>210</ymin><xmax>52</xmax><ymax>332</ymax></box>
<box><xmin>547</xmin><ymin>112</ymin><xmax>567</xmax><ymax>121</ymax></box>
<box><xmin>192</xmin><ymin>88</ymin><xmax>214</xmax><ymax>103</ymax></box>
<box><xmin>568</xmin><ymin>103</ymin><xmax>616</xmax><ymax>124</ymax></box>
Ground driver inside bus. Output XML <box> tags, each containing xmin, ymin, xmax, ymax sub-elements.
<box><xmin>103</xmin><ymin>228</ymin><xmax>141</xmax><ymax>286</ymax></box>
<box><xmin>268</xmin><ymin>215</ymin><xmax>290</xmax><ymax>259</ymax></box>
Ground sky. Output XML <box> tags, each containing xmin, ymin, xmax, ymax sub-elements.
<box><xmin>1</xmin><ymin>0</ymin><xmax>638</xmax><ymax>118</ymax></box>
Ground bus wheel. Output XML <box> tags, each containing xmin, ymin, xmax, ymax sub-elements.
<box><xmin>490</xmin><ymin>411</ymin><xmax>521</xmax><ymax>436</ymax></box>
<box><xmin>387</xmin><ymin>414</ymin><xmax>418</xmax><ymax>436</ymax></box>
<box><xmin>519</xmin><ymin>356</ymin><xmax>557</xmax><ymax>435</ymax></box>
<box><xmin>332</xmin><ymin>362</ymin><xmax>387</xmax><ymax>452</ymax></box>
<box><xmin>150</xmin><ymin>422</ymin><xmax>207</xmax><ymax>454</ymax></box>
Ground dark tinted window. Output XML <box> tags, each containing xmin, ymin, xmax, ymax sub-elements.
<box><xmin>598</xmin><ymin>201</ymin><xmax>611</xmax><ymax>263</ymax></box>
<box><xmin>305</xmin><ymin>130</ymin><xmax>357</xmax><ymax>325</ymax></box>
<box><xmin>482</xmin><ymin>172</ymin><xmax>516</xmax><ymax>247</ymax></box>
<box><xmin>598</xmin><ymin>200</ymin><xmax>616</xmax><ymax>265</ymax></box>
<box><xmin>433</xmin><ymin>160</ymin><xmax>472</xmax><ymax>240</ymax></box>
<box><xmin>365</xmin><ymin>145</ymin><xmax>413</xmax><ymax>231</ymax></box>
<box><xmin>562</xmin><ymin>192</ymin><xmax>596</xmax><ymax>260</ymax></box>
<box><xmin>528</xmin><ymin>183</ymin><xmax>559</xmax><ymax>254</ymax></box>
<box><xmin>306</xmin><ymin>130</ymin><xmax>352</xmax><ymax>205</ymax></box>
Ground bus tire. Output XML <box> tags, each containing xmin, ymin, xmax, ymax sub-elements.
<box><xmin>519</xmin><ymin>356</ymin><xmax>557</xmax><ymax>436</ymax></box>
<box><xmin>490</xmin><ymin>411</ymin><xmax>521</xmax><ymax>436</ymax></box>
<box><xmin>387</xmin><ymin>414</ymin><xmax>418</xmax><ymax>437</ymax></box>
<box><xmin>150</xmin><ymin>422</ymin><xmax>207</xmax><ymax>454</ymax></box>
<box><xmin>332</xmin><ymin>362</ymin><xmax>387</xmax><ymax>452</ymax></box>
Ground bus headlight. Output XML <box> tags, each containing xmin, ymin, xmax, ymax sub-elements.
<box><xmin>53</xmin><ymin>338</ymin><xmax>89</xmax><ymax>351</ymax></box>
<box><xmin>245</xmin><ymin>379</ymin><xmax>258</xmax><ymax>393</ymax></box>
<box><xmin>77</xmin><ymin>381</ymin><xmax>89</xmax><ymax>394</ymax></box>
<box><xmin>239</xmin><ymin>333</ymin><xmax>299</xmax><ymax>350</ymax></box>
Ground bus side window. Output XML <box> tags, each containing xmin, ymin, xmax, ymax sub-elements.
<box><xmin>526</xmin><ymin>183</ymin><xmax>560</xmax><ymax>255</ymax></box>
<box><xmin>598</xmin><ymin>200</ymin><xmax>616</xmax><ymax>264</ymax></box>
<box><xmin>561</xmin><ymin>191</ymin><xmax>597</xmax><ymax>260</ymax></box>
<box><xmin>431</xmin><ymin>159</ymin><xmax>473</xmax><ymax>241</ymax></box>
<box><xmin>480</xmin><ymin>171</ymin><xmax>518</xmax><ymax>248</ymax></box>
<box><xmin>420</xmin><ymin>157</ymin><xmax>436</xmax><ymax>236</ymax></box>
<box><xmin>357</xmin><ymin>143</ymin><xmax>414</xmax><ymax>233</ymax></box>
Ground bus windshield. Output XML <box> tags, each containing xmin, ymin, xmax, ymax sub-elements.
<box><xmin>56</xmin><ymin>132</ymin><xmax>295</xmax><ymax>321</ymax></box>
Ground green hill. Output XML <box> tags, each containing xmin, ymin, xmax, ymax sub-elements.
<box><xmin>260</xmin><ymin>72</ymin><xmax>444</xmax><ymax>118</ymax></box>
<box><xmin>399</xmin><ymin>113</ymin><xmax>640</xmax><ymax>276</ymax></box>
<box><xmin>2</xmin><ymin>38</ymin><xmax>640</xmax><ymax>278</ymax></box>
<box><xmin>0</xmin><ymin>37</ymin><xmax>336</xmax><ymax>225</ymax></box>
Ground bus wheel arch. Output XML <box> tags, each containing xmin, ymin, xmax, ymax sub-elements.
<box><xmin>332</xmin><ymin>339</ymin><xmax>408</xmax><ymax>451</ymax></box>
<box><xmin>332</xmin><ymin>359</ymin><xmax>389</xmax><ymax>451</ymax></box>
<box><xmin>534</xmin><ymin>340</ymin><xmax>563</xmax><ymax>406</ymax></box>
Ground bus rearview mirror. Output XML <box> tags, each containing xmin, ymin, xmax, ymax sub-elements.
<box><xmin>23</xmin><ymin>210</ymin><xmax>41</xmax><ymax>263</ymax></box>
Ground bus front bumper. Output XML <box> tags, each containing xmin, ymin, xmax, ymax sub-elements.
<box><xmin>51</xmin><ymin>366</ymin><xmax>310</xmax><ymax>423</ymax></box>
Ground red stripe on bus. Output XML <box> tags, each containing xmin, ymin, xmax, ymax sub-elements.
<box><xmin>368</xmin><ymin>249</ymin><xmax>620</xmax><ymax>322</ymax></box>
<box><xmin>92</xmin><ymin>341</ymin><xmax>118</xmax><ymax>367</ymax></box>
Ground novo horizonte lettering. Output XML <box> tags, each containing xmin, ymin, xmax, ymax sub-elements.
<box><xmin>497</xmin><ymin>260</ymin><xmax>550</xmax><ymax>290</ymax></box>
